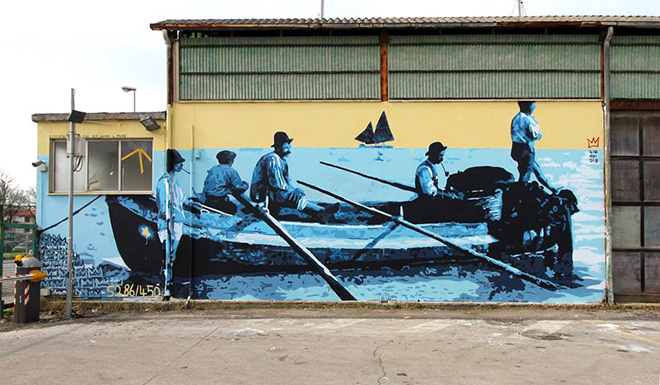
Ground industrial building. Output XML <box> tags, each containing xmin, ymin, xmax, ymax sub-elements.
<box><xmin>31</xmin><ymin>16</ymin><xmax>660</xmax><ymax>303</ymax></box>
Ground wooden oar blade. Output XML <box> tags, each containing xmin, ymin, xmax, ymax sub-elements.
<box><xmin>232</xmin><ymin>192</ymin><xmax>357</xmax><ymax>301</ymax></box>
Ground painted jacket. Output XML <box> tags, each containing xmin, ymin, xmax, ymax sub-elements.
<box><xmin>202</xmin><ymin>164</ymin><xmax>247</xmax><ymax>200</ymax></box>
<box><xmin>250</xmin><ymin>152</ymin><xmax>292</xmax><ymax>202</ymax></box>
<box><xmin>511</xmin><ymin>112</ymin><xmax>542</xmax><ymax>145</ymax></box>
<box><xmin>155</xmin><ymin>171</ymin><xmax>186</xmax><ymax>238</ymax></box>
<box><xmin>415</xmin><ymin>159</ymin><xmax>441</xmax><ymax>197</ymax></box>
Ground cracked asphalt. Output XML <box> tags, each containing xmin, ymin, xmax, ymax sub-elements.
<box><xmin>1</xmin><ymin>307</ymin><xmax>659</xmax><ymax>384</ymax></box>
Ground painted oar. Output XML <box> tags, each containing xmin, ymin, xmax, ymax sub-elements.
<box><xmin>232</xmin><ymin>193</ymin><xmax>357</xmax><ymax>301</ymax></box>
<box><xmin>320</xmin><ymin>161</ymin><xmax>416</xmax><ymax>193</ymax></box>
<box><xmin>297</xmin><ymin>180</ymin><xmax>564</xmax><ymax>291</ymax></box>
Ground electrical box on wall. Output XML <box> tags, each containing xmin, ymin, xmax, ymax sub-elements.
<box><xmin>66</xmin><ymin>134</ymin><xmax>86</xmax><ymax>157</ymax></box>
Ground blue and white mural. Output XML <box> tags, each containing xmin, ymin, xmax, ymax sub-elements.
<box><xmin>37</xmin><ymin>101</ymin><xmax>606</xmax><ymax>302</ymax></box>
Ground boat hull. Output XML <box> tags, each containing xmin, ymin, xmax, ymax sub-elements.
<box><xmin>105</xmin><ymin>195</ymin><xmax>569</xmax><ymax>283</ymax></box>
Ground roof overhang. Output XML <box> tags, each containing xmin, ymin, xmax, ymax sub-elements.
<box><xmin>150</xmin><ymin>16</ymin><xmax>660</xmax><ymax>32</ymax></box>
<box><xmin>32</xmin><ymin>111</ymin><xmax>167</xmax><ymax>123</ymax></box>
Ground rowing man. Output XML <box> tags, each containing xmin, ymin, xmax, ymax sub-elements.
<box><xmin>250</xmin><ymin>131</ymin><xmax>337</xmax><ymax>217</ymax></box>
<box><xmin>415</xmin><ymin>141</ymin><xmax>448</xmax><ymax>198</ymax></box>
<box><xmin>201</xmin><ymin>150</ymin><xmax>248</xmax><ymax>214</ymax></box>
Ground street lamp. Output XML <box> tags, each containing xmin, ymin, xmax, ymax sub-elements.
<box><xmin>65</xmin><ymin>89</ymin><xmax>85</xmax><ymax>320</ymax></box>
<box><xmin>122</xmin><ymin>86</ymin><xmax>136</xmax><ymax>112</ymax></box>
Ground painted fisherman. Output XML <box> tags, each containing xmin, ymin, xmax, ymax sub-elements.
<box><xmin>250</xmin><ymin>131</ymin><xmax>337</xmax><ymax>216</ymax></box>
<box><xmin>510</xmin><ymin>101</ymin><xmax>557</xmax><ymax>193</ymax></box>
<box><xmin>415</xmin><ymin>141</ymin><xmax>448</xmax><ymax>198</ymax></box>
<box><xmin>201</xmin><ymin>150</ymin><xmax>248</xmax><ymax>214</ymax></box>
<box><xmin>155</xmin><ymin>149</ymin><xmax>188</xmax><ymax>301</ymax></box>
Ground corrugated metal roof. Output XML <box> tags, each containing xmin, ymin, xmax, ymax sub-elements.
<box><xmin>151</xmin><ymin>16</ymin><xmax>660</xmax><ymax>30</ymax></box>
<box><xmin>32</xmin><ymin>112</ymin><xmax>166</xmax><ymax>122</ymax></box>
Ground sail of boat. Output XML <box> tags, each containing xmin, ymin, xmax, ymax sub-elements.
<box><xmin>355</xmin><ymin>122</ymin><xmax>375</xmax><ymax>145</ymax></box>
<box><xmin>373</xmin><ymin>112</ymin><xmax>394</xmax><ymax>144</ymax></box>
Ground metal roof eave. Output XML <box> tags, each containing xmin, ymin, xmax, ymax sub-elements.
<box><xmin>150</xmin><ymin>20</ymin><xmax>660</xmax><ymax>32</ymax></box>
<box><xmin>150</xmin><ymin>22</ymin><xmax>504</xmax><ymax>30</ymax></box>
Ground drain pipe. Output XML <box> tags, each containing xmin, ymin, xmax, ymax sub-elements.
<box><xmin>162</xmin><ymin>29</ymin><xmax>173</xmax><ymax>152</ymax></box>
<box><xmin>603</xmin><ymin>26</ymin><xmax>614</xmax><ymax>304</ymax></box>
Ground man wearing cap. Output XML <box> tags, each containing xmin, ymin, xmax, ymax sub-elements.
<box><xmin>155</xmin><ymin>149</ymin><xmax>188</xmax><ymax>300</ymax></box>
<box><xmin>510</xmin><ymin>101</ymin><xmax>557</xmax><ymax>193</ymax></box>
<box><xmin>415</xmin><ymin>141</ymin><xmax>448</xmax><ymax>198</ymax></box>
<box><xmin>201</xmin><ymin>150</ymin><xmax>249</xmax><ymax>214</ymax></box>
<box><xmin>251</xmin><ymin>131</ymin><xmax>332</xmax><ymax>216</ymax></box>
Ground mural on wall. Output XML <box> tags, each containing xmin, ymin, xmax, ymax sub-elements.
<box><xmin>39</xmin><ymin>101</ymin><xmax>606</xmax><ymax>302</ymax></box>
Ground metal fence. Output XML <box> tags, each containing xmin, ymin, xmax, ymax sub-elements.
<box><xmin>1</xmin><ymin>223</ymin><xmax>38</xmax><ymax>308</ymax></box>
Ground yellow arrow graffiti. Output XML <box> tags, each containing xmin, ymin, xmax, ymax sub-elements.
<box><xmin>121</xmin><ymin>148</ymin><xmax>153</xmax><ymax>174</ymax></box>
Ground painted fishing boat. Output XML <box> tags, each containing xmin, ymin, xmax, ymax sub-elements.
<box><xmin>105</xmin><ymin>166</ymin><xmax>579</xmax><ymax>286</ymax></box>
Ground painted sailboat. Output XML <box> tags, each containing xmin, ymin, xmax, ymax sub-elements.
<box><xmin>355</xmin><ymin>112</ymin><xmax>394</xmax><ymax>148</ymax></box>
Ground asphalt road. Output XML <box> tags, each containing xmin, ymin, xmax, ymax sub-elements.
<box><xmin>1</xmin><ymin>308</ymin><xmax>659</xmax><ymax>384</ymax></box>
<box><xmin>1</xmin><ymin>259</ymin><xmax>15</xmax><ymax>305</ymax></box>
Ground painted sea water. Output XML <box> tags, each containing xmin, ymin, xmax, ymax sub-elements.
<box><xmin>183</xmin><ymin>147</ymin><xmax>605</xmax><ymax>303</ymax></box>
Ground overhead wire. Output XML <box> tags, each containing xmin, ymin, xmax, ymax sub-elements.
<box><xmin>73</xmin><ymin>155</ymin><xmax>83</xmax><ymax>172</ymax></box>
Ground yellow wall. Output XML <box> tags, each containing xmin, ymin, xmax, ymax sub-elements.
<box><xmin>37</xmin><ymin>120</ymin><xmax>167</xmax><ymax>157</ymax></box>
<box><xmin>171</xmin><ymin>101</ymin><xmax>603</xmax><ymax>150</ymax></box>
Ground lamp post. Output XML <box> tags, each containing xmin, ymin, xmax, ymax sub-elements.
<box><xmin>122</xmin><ymin>86</ymin><xmax>136</xmax><ymax>112</ymax></box>
<box><xmin>66</xmin><ymin>89</ymin><xmax>85</xmax><ymax>320</ymax></box>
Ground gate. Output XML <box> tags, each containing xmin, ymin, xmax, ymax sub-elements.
<box><xmin>1</xmin><ymin>222</ymin><xmax>39</xmax><ymax>309</ymax></box>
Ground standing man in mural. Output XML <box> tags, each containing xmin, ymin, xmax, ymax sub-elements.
<box><xmin>201</xmin><ymin>150</ymin><xmax>248</xmax><ymax>214</ymax></box>
<box><xmin>250</xmin><ymin>131</ymin><xmax>337</xmax><ymax>216</ymax></box>
<box><xmin>510</xmin><ymin>101</ymin><xmax>557</xmax><ymax>193</ymax></box>
<box><xmin>415</xmin><ymin>141</ymin><xmax>448</xmax><ymax>198</ymax></box>
<box><xmin>155</xmin><ymin>149</ymin><xmax>188</xmax><ymax>301</ymax></box>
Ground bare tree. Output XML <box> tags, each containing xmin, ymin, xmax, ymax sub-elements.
<box><xmin>0</xmin><ymin>169</ymin><xmax>34</xmax><ymax>225</ymax></box>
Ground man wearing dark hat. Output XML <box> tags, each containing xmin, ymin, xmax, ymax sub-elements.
<box><xmin>201</xmin><ymin>150</ymin><xmax>248</xmax><ymax>214</ymax></box>
<box><xmin>155</xmin><ymin>149</ymin><xmax>188</xmax><ymax>300</ymax></box>
<box><xmin>415</xmin><ymin>142</ymin><xmax>448</xmax><ymax>197</ymax></box>
<box><xmin>251</xmin><ymin>131</ymin><xmax>333</xmax><ymax>216</ymax></box>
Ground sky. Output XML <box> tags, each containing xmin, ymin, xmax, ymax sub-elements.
<box><xmin>2</xmin><ymin>0</ymin><xmax>659</xmax><ymax>189</ymax></box>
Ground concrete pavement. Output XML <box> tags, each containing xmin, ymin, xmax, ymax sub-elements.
<box><xmin>1</xmin><ymin>307</ymin><xmax>659</xmax><ymax>384</ymax></box>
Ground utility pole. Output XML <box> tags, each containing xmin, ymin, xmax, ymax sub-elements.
<box><xmin>517</xmin><ymin>0</ymin><xmax>522</xmax><ymax>17</ymax></box>
<box><xmin>66</xmin><ymin>88</ymin><xmax>76</xmax><ymax>320</ymax></box>
<box><xmin>65</xmin><ymin>90</ymin><xmax>86</xmax><ymax>319</ymax></box>
<box><xmin>320</xmin><ymin>0</ymin><xmax>325</xmax><ymax>19</ymax></box>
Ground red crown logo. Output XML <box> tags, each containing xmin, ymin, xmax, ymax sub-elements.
<box><xmin>587</xmin><ymin>137</ymin><xmax>600</xmax><ymax>149</ymax></box>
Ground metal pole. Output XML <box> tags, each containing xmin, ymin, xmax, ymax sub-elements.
<box><xmin>320</xmin><ymin>0</ymin><xmax>324</xmax><ymax>19</ymax></box>
<box><xmin>66</xmin><ymin>88</ymin><xmax>76</xmax><ymax>319</ymax></box>
<box><xmin>517</xmin><ymin>0</ymin><xmax>522</xmax><ymax>17</ymax></box>
<box><xmin>603</xmin><ymin>27</ymin><xmax>615</xmax><ymax>304</ymax></box>
<box><xmin>133</xmin><ymin>91</ymin><xmax>136</xmax><ymax>113</ymax></box>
